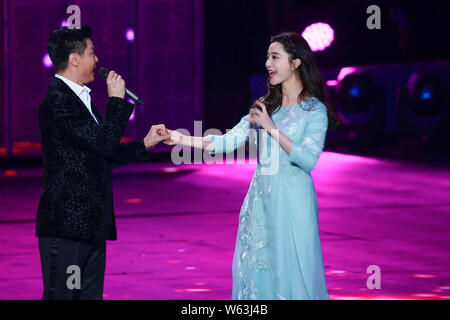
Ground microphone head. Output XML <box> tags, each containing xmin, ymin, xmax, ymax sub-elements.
<box><xmin>98</xmin><ymin>67</ymin><xmax>110</xmax><ymax>80</ymax></box>
<box><xmin>249</xmin><ymin>96</ymin><xmax>264</xmax><ymax>111</ymax></box>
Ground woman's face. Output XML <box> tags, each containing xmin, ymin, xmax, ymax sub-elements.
<box><xmin>266</xmin><ymin>42</ymin><xmax>301</xmax><ymax>86</ymax></box>
<box><xmin>265</xmin><ymin>41</ymin><xmax>298</xmax><ymax>86</ymax></box>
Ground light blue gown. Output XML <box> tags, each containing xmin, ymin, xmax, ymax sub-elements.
<box><xmin>206</xmin><ymin>96</ymin><xmax>329</xmax><ymax>300</ymax></box>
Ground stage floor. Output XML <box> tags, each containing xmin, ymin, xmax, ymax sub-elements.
<box><xmin>0</xmin><ymin>152</ymin><xmax>449</xmax><ymax>300</ymax></box>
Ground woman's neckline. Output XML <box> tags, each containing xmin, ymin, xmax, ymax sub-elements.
<box><xmin>279</xmin><ymin>96</ymin><xmax>313</xmax><ymax>109</ymax></box>
<box><xmin>280</xmin><ymin>103</ymin><xmax>298</xmax><ymax>109</ymax></box>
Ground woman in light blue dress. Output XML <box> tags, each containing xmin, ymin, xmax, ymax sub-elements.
<box><xmin>165</xmin><ymin>32</ymin><xmax>340</xmax><ymax>299</ymax></box>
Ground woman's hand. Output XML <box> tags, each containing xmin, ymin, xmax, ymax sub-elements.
<box><xmin>248</xmin><ymin>100</ymin><xmax>276</xmax><ymax>131</ymax></box>
<box><xmin>163</xmin><ymin>129</ymin><xmax>184</xmax><ymax>145</ymax></box>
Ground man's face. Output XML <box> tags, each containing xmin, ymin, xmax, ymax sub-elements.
<box><xmin>76</xmin><ymin>38</ymin><xmax>98</xmax><ymax>84</ymax></box>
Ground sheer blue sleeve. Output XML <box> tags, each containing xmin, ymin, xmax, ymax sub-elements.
<box><xmin>288</xmin><ymin>104</ymin><xmax>328</xmax><ymax>173</ymax></box>
<box><xmin>205</xmin><ymin>114</ymin><xmax>250</xmax><ymax>154</ymax></box>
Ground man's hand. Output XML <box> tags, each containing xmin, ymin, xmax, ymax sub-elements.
<box><xmin>107</xmin><ymin>70</ymin><xmax>126</xmax><ymax>99</ymax></box>
<box><xmin>144</xmin><ymin>124</ymin><xmax>171</xmax><ymax>150</ymax></box>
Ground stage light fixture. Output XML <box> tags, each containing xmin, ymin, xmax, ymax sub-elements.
<box><xmin>407</xmin><ymin>72</ymin><xmax>447</xmax><ymax>118</ymax></box>
<box><xmin>337</xmin><ymin>72</ymin><xmax>375</xmax><ymax>114</ymax></box>
<box><xmin>302</xmin><ymin>22</ymin><xmax>334</xmax><ymax>52</ymax></box>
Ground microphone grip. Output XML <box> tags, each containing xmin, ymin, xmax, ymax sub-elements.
<box><xmin>249</xmin><ymin>96</ymin><xmax>264</xmax><ymax>112</ymax></box>
<box><xmin>250</xmin><ymin>104</ymin><xmax>262</xmax><ymax>112</ymax></box>
<box><xmin>125</xmin><ymin>89</ymin><xmax>144</xmax><ymax>105</ymax></box>
<box><xmin>249</xmin><ymin>97</ymin><xmax>264</xmax><ymax>165</ymax></box>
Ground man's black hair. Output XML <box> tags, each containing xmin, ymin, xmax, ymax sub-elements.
<box><xmin>47</xmin><ymin>25</ymin><xmax>92</xmax><ymax>72</ymax></box>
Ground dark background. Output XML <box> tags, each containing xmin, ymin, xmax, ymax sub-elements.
<box><xmin>0</xmin><ymin>0</ymin><xmax>449</xmax><ymax>159</ymax></box>
<box><xmin>204</xmin><ymin>0</ymin><xmax>449</xmax><ymax>131</ymax></box>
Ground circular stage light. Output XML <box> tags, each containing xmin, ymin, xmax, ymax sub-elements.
<box><xmin>301</xmin><ymin>22</ymin><xmax>334</xmax><ymax>52</ymax></box>
<box><xmin>420</xmin><ymin>88</ymin><xmax>431</xmax><ymax>101</ymax></box>
<box><xmin>349</xmin><ymin>85</ymin><xmax>361</xmax><ymax>98</ymax></box>
<box><xmin>407</xmin><ymin>73</ymin><xmax>446</xmax><ymax>117</ymax></box>
<box><xmin>337</xmin><ymin>72</ymin><xmax>374</xmax><ymax>113</ymax></box>
<box><xmin>125</xmin><ymin>28</ymin><xmax>135</xmax><ymax>42</ymax></box>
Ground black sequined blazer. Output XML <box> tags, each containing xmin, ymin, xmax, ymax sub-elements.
<box><xmin>36</xmin><ymin>76</ymin><xmax>150</xmax><ymax>241</ymax></box>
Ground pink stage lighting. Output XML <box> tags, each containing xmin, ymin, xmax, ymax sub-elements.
<box><xmin>301</xmin><ymin>22</ymin><xmax>334</xmax><ymax>52</ymax></box>
<box><xmin>42</xmin><ymin>53</ymin><xmax>52</xmax><ymax>68</ymax></box>
<box><xmin>127</xmin><ymin>98</ymin><xmax>136</xmax><ymax>121</ymax></box>
<box><xmin>326</xmin><ymin>80</ymin><xmax>339</xmax><ymax>87</ymax></box>
<box><xmin>337</xmin><ymin>67</ymin><xmax>359</xmax><ymax>81</ymax></box>
<box><xmin>125</xmin><ymin>28</ymin><xmax>135</xmax><ymax>42</ymax></box>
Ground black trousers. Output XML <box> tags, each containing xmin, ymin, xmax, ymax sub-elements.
<box><xmin>38</xmin><ymin>236</ymin><xmax>106</xmax><ymax>300</ymax></box>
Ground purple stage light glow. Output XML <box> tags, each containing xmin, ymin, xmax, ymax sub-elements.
<box><xmin>337</xmin><ymin>67</ymin><xmax>359</xmax><ymax>81</ymax></box>
<box><xmin>127</xmin><ymin>98</ymin><xmax>136</xmax><ymax>121</ymax></box>
<box><xmin>42</xmin><ymin>53</ymin><xmax>52</xmax><ymax>68</ymax></box>
<box><xmin>326</xmin><ymin>80</ymin><xmax>339</xmax><ymax>87</ymax></box>
<box><xmin>126</xmin><ymin>28</ymin><xmax>135</xmax><ymax>42</ymax></box>
<box><xmin>61</xmin><ymin>20</ymin><xmax>68</xmax><ymax>27</ymax></box>
<box><xmin>302</xmin><ymin>22</ymin><xmax>334</xmax><ymax>52</ymax></box>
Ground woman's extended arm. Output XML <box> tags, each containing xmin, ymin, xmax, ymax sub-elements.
<box><xmin>165</xmin><ymin>115</ymin><xmax>251</xmax><ymax>154</ymax></box>
<box><xmin>165</xmin><ymin>130</ymin><xmax>214</xmax><ymax>151</ymax></box>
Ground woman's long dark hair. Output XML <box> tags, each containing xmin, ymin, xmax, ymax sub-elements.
<box><xmin>263</xmin><ymin>32</ymin><xmax>340</xmax><ymax>130</ymax></box>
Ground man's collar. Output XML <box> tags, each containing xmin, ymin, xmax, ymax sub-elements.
<box><xmin>54</xmin><ymin>74</ymin><xmax>91</xmax><ymax>95</ymax></box>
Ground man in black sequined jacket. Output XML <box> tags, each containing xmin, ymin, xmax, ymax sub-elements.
<box><xmin>35</xmin><ymin>25</ymin><xmax>170</xmax><ymax>300</ymax></box>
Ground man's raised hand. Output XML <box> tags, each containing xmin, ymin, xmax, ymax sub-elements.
<box><xmin>143</xmin><ymin>124</ymin><xmax>171</xmax><ymax>150</ymax></box>
<box><xmin>107</xmin><ymin>70</ymin><xmax>126</xmax><ymax>99</ymax></box>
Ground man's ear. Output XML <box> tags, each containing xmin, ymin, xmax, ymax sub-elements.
<box><xmin>68</xmin><ymin>53</ymin><xmax>79</xmax><ymax>68</ymax></box>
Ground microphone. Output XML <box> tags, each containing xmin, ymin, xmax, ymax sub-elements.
<box><xmin>249</xmin><ymin>97</ymin><xmax>264</xmax><ymax>165</ymax></box>
<box><xmin>249</xmin><ymin>97</ymin><xmax>264</xmax><ymax>112</ymax></box>
<box><xmin>98</xmin><ymin>67</ymin><xmax>144</xmax><ymax>105</ymax></box>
